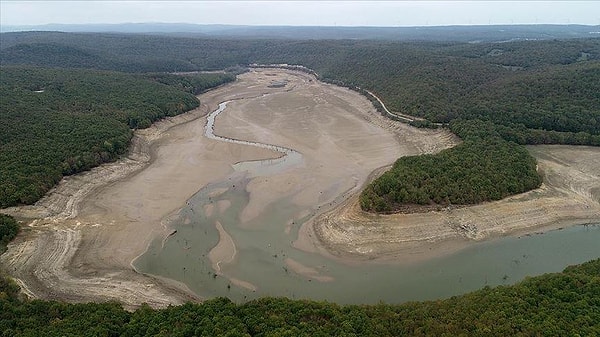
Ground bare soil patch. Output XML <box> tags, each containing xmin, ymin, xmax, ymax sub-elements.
<box><xmin>1</xmin><ymin>71</ymin><xmax>288</xmax><ymax>308</ymax></box>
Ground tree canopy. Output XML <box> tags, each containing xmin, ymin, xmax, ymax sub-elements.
<box><xmin>1</xmin><ymin>258</ymin><xmax>598</xmax><ymax>336</ymax></box>
<box><xmin>0</xmin><ymin>215</ymin><xmax>19</xmax><ymax>253</ymax></box>
<box><xmin>360</xmin><ymin>137</ymin><xmax>541</xmax><ymax>212</ymax></box>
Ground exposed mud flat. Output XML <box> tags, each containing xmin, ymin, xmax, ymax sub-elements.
<box><xmin>0</xmin><ymin>106</ymin><xmax>217</xmax><ymax>308</ymax></box>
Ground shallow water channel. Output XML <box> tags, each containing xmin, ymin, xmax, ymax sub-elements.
<box><xmin>134</xmin><ymin>102</ymin><xmax>600</xmax><ymax>304</ymax></box>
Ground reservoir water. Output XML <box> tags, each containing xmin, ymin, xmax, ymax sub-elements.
<box><xmin>133</xmin><ymin>101</ymin><xmax>600</xmax><ymax>304</ymax></box>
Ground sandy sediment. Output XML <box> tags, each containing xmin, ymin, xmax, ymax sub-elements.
<box><xmin>217</xmin><ymin>200</ymin><xmax>232</xmax><ymax>214</ymax></box>
<box><xmin>229</xmin><ymin>278</ymin><xmax>258</xmax><ymax>292</ymax></box>
<box><xmin>0</xmin><ymin>71</ymin><xmax>288</xmax><ymax>308</ymax></box>
<box><xmin>4</xmin><ymin>68</ymin><xmax>394</xmax><ymax>307</ymax></box>
<box><xmin>208</xmin><ymin>221</ymin><xmax>237</xmax><ymax>273</ymax></box>
<box><xmin>0</xmin><ymin>105</ymin><xmax>220</xmax><ymax>308</ymax></box>
<box><xmin>208</xmin><ymin>221</ymin><xmax>259</xmax><ymax>292</ymax></box>
<box><xmin>214</xmin><ymin>76</ymin><xmax>459</xmax><ymax>230</ymax></box>
<box><xmin>284</xmin><ymin>258</ymin><xmax>334</xmax><ymax>282</ymax></box>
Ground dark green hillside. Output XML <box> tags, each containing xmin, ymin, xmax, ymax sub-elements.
<box><xmin>458</xmin><ymin>38</ymin><xmax>600</xmax><ymax>68</ymax></box>
<box><xmin>0</xmin><ymin>66</ymin><xmax>233</xmax><ymax>207</ymax></box>
<box><xmin>0</xmin><ymin>32</ymin><xmax>258</xmax><ymax>72</ymax></box>
<box><xmin>145</xmin><ymin>72</ymin><xmax>236</xmax><ymax>95</ymax></box>
<box><xmin>312</xmin><ymin>40</ymin><xmax>600</xmax><ymax>129</ymax></box>
<box><xmin>0</xmin><ymin>214</ymin><xmax>19</xmax><ymax>253</ymax></box>
<box><xmin>1</xmin><ymin>258</ymin><xmax>598</xmax><ymax>336</ymax></box>
<box><xmin>360</xmin><ymin>137</ymin><xmax>541</xmax><ymax>212</ymax></box>
<box><xmin>462</xmin><ymin>62</ymin><xmax>600</xmax><ymax>136</ymax></box>
<box><xmin>2</xmin><ymin>34</ymin><xmax>598</xmax><ymax>136</ymax></box>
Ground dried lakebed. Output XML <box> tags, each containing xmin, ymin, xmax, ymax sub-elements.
<box><xmin>2</xmin><ymin>69</ymin><xmax>599</xmax><ymax>307</ymax></box>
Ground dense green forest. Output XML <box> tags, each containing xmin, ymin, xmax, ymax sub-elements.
<box><xmin>360</xmin><ymin>137</ymin><xmax>541</xmax><ymax>212</ymax></box>
<box><xmin>0</xmin><ymin>215</ymin><xmax>19</xmax><ymax>253</ymax></box>
<box><xmin>2</xmin><ymin>34</ymin><xmax>598</xmax><ymax>141</ymax></box>
<box><xmin>1</xmin><ymin>32</ymin><xmax>599</xmax><ymax>210</ymax></box>
<box><xmin>1</xmin><ymin>257</ymin><xmax>598</xmax><ymax>336</ymax></box>
<box><xmin>0</xmin><ymin>66</ymin><xmax>234</xmax><ymax>207</ymax></box>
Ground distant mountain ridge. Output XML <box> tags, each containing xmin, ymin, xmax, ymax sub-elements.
<box><xmin>2</xmin><ymin>23</ymin><xmax>600</xmax><ymax>42</ymax></box>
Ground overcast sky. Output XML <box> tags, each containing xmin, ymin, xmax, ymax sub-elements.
<box><xmin>2</xmin><ymin>1</ymin><xmax>599</xmax><ymax>27</ymax></box>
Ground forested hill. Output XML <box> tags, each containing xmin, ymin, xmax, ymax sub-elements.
<box><xmin>360</xmin><ymin>137</ymin><xmax>542</xmax><ymax>212</ymax></box>
<box><xmin>0</xmin><ymin>66</ymin><xmax>234</xmax><ymax>207</ymax></box>
<box><xmin>2</xmin><ymin>33</ymin><xmax>599</xmax><ymax>143</ymax></box>
<box><xmin>2</xmin><ymin>34</ymin><xmax>599</xmax><ymax>141</ymax></box>
<box><xmin>1</xmin><ymin>258</ymin><xmax>599</xmax><ymax>336</ymax></box>
<box><xmin>2</xmin><ymin>23</ymin><xmax>598</xmax><ymax>42</ymax></box>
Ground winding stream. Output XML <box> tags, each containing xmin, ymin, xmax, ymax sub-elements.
<box><xmin>205</xmin><ymin>101</ymin><xmax>303</xmax><ymax>177</ymax></box>
<box><xmin>133</xmin><ymin>99</ymin><xmax>600</xmax><ymax>304</ymax></box>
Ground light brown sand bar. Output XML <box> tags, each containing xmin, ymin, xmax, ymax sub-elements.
<box><xmin>209</xmin><ymin>221</ymin><xmax>237</xmax><ymax>273</ymax></box>
<box><xmin>285</xmin><ymin>258</ymin><xmax>334</xmax><ymax>282</ymax></box>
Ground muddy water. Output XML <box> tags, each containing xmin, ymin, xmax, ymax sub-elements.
<box><xmin>133</xmin><ymin>102</ymin><xmax>600</xmax><ymax>304</ymax></box>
